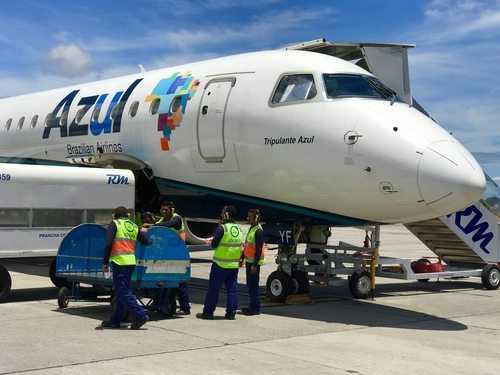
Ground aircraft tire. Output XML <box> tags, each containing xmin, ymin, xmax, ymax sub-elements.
<box><xmin>292</xmin><ymin>270</ymin><xmax>310</xmax><ymax>294</ymax></box>
<box><xmin>266</xmin><ymin>271</ymin><xmax>293</xmax><ymax>302</ymax></box>
<box><xmin>49</xmin><ymin>258</ymin><xmax>71</xmax><ymax>289</ymax></box>
<box><xmin>481</xmin><ymin>265</ymin><xmax>500</xmax><ymax>290</ymax></box>
<box><xmin>0</xmin><ymin>265</ymin><xmax>12</xmax><ymax>302</ymax></box>
<box><xmin>348</xmin><ymin>270</ymin><xmax>372</xmax><ymax>299</ymax></box>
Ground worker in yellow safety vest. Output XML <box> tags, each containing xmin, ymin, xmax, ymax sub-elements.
<box><xmin>101</xmin><ymin>206</ymin><xmax>151</xmax><ymax>329</ymax></box>
<box><xmin>197</xmin><ymin>205</ymin><xmax>243</xmax><ymax>320</ymax></box>
<box><xmin>241</xmin><ymin>209</ymin><xmax>266</xmax><ymax>315</ymax></box>
<box><xmin>154</xmin><ymin>200</ymin><xmax>190</xmax><ymax>314</ymax></box>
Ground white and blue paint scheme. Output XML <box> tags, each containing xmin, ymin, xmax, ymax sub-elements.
<box><xmin>0</xmin><ymin>49</ymin><xmax>486</xmax><ymax>226</ymax></box>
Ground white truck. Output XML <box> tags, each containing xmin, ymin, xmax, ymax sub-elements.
<box><xmin>0</xmin><ymin>163</ymin><xmax>135</xmax><ymax>300</ymax></box>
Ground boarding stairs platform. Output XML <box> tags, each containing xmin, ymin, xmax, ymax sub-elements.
<box><xmin>405</xmin><ymin>176</ymin><xmax>500</xmax><ymax>266</ymax></box>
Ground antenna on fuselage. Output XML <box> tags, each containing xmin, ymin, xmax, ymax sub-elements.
<box><xmin>138</xmin><ymin>64</ymin><xmax>146</xmax><ymax>73</ymax></box>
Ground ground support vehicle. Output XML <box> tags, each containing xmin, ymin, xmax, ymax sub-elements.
<box><xmin>266</xmin><ymin>225</ymin><xmax>500</xmax><ymax>302</ymax></box>
<box><xmin>55</xmin><ymin>224</ymin><xmax>190</xmax><ymax>317</ymax></box>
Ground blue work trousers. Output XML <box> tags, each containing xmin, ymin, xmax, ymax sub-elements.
<box><xmin>177</xmin><ymin>282</ymin><xmax>190</xmax><ymax>312</ymax></box>
<box><xmin>245</xmin><ymin>263</ymin><xmax>261</xmax><ymax>313</ymax></box>
<box><xmin>110</xmin><ymin>263</ymin><xmax>147</xmax><ymax>325</ymax></box>
<box><xmin>203</xmin><ymin>263</ymin><xmax>239</xmax><ymax>316</ymax></box>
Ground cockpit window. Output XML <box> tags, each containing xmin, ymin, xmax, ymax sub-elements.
<box><xmin>271</xmin><ymin>74</ymin><xmax>317</xmax><ymax>104</ymax></box>
<box><xmin>323</xmin><ymin>74</ymin><xmax>402</xmax><ymax>102</ymax></box>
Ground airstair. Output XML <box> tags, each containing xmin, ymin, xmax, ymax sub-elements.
<box><xmin>405</xmin><ymin>175</ymin><xmax>500</xmax><ymax>266</ymax></box>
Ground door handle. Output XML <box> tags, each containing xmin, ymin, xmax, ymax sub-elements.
<box><xmin>202</xmin><ymin>105</ymin><xmax>208</xmax><ymax>115</ymax></box>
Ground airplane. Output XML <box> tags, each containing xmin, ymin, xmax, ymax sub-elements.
<box><xmin>0</xmin><ymin>47</ymin><xmax>486</xmax><ymax>242</ymax></box>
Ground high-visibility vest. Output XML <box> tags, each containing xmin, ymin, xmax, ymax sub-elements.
<box><xmin>213</xmin><ymin>223</ymin><xmax>243</xmax><ymax>269</ymax></box>
<box><xmin>156</xmin><ymin>213</ymin><xmax>187</xmax><ymax>242</ymax></box>
<box><xmin>244</xmin><ymin>224</ymin><xmax>266</xmax><ymax>265</ymax></box>
<box><xmin>110</xmin><ymin>219</ymin><xmax>139</xmax><ymax>266</ymax></box>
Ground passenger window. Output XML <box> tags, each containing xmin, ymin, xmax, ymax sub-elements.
<box><xmin>31</xmin><ymin>114</ymin><xmax>38</xmax><ymax>128</ymax></box>
<box><xmin>0</xmin><ymin>209</ymin><xmax>30</xmax><ymax>227</ymax></box>
<box><xmin>5</xmin><ymin>118</ymin><xmax>12</xmax><ymax>131</ymax></box>
<box><xmin>111</xmin><ymin>102</ymin><xmax>125</xmax><ymax>119</ymax></box>
<box><xmin>170</xmin><ymin>96</ymin><xmax>182</xmax><ymax>113</ymax></box>
<box><xmin>18</xmin><ymin>116</ymin><xmax>25</xmax><ymax>130</ymax></box>
<box><xmin>75</xmin><ymin>108</ymin><xmax>86</xmax><ymax>124</ymax></box>
<box><xmin>150</xmin><ymin>98</ymin><xmax>160</xmax><ymax>115</ymax></box>
<box><xmin>60</xmin><ymin>109</ymin><xmax>69</xmax><ymax>127</ymax></box>
<box><xmin>92</xmin><ymin>106</ymin><xmax>101</xmax><ymax>122</ymax></box>
<box><xmin>129</xmin><ymin>101</ymin><xmax>139</xmax><ymax>117</ymax></box>
<box><xmin>271</xmin><ymin>74</ymin><xmax>317</xmax><ymax>104</ymax></box>
<box><xmin>45</xmin><ymin>113</ymin><xmax>54</xmax><ymax>127</ymax></box>
<box><xmin>87</xmin><ymin>209</ymin><xmax>114</xmax><ymax>224</ymax></box>
<box><xmin>32</xmin><ymin>209</ymin><xmax>83</xmax><ymax>227</ymax></box>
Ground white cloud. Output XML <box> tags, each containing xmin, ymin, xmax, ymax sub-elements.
<box><xmin>405</xmin><ymin>0</ymin><xmax>500</xmax><ymax>155</ymax></box>
<box><xmin>85</xmin><ymin>7</ymin><xmax>334</xmax><ymax>53</ymax></box>
<box><xmin>46</xmin><ymin>44</ymin><xmax>92</xmax><ymax>77</ymax></box>
<box><xmin>146</xmin><ymin>0</ymin><xmax>282</xmax><ymax>15</ymax></box>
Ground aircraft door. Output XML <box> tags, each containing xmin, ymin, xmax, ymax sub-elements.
<box><xmin>197</xmin><ymin>77</ymin><xmax>236</xmax><ymax>162</ymax></box>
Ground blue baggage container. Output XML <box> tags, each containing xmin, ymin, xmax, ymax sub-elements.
<box><xmin>55</xmin><ymin>224</ymin><xmax>190</xmax><ymax>313</ymax></box>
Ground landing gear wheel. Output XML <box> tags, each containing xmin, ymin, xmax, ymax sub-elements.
<box><xmin>348</xmin><ymin>270</ymin><xmax>372</xmax><ymax>299</ymax></box>
<box><xmin>50</xmin><ymin>258</ymin><xmax>71</xmax><ymax>289</ymax></box>
<box><xmin>481</xmin><ymin>265</ymin><xmax>500</xmax><ymax>290</ymax></box>
<box><xmin>57</xmin><ymin>286</ymin><xmax>70</xmax><ymax>309</ymax></box>
<box><xmin>266</xmin><ymin>271</ymin><xmax>293</xmax><ymax>302</ymax></box>
<box><xmin>292</xmin><ymin>270</ymin><xmax>310</xmax><ymax>294</ymax></box>
<box><xmin>0</xmin><ymin>265</ymin><xmax>12</xmax><ymax>302</ymax></box>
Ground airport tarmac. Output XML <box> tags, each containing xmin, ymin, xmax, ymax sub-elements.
<box><xmin>1</xmin><ymin>225</ymin><xmax>500</xmax><ymax>375</ymax></box>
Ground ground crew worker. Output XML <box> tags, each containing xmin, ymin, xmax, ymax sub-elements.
<box><xmin>154</xmin><ymin>200</ymin><xmax>191</xmax><ymax>315</ymax></box>
<box><xmin>197</xmin><ymin>205</ymin><xmax>243</xmax><ymax>320</ymax></box>
<box><xmin>101</xmin><ymin>206</ymin><xmax>151</xmax><ymax>329</ymax></box>
<box><xmin>241</xmin><ymin>209</ymin><xmax>266</xmax><ymax>316</ymax></box>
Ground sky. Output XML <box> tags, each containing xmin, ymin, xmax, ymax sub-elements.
<box><xmin>1</xmin><ymin>0</ymin><xmax>499</xmax><ymax>177</ymax></box>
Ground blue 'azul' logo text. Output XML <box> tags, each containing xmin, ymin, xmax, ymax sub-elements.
<box><xmin>106</xmin><ymin>174</ymin><xmax>129</xmax><ymax>185</ymax></box>
<box><xmin>450</xmin><ymin>205</ymin><xmax>493</xmax><ymax>254</ymax></box>
<box><xmin>42</xmin><ymin>79</ymin><xmax>143</xmax><ymax>139</ymax></box>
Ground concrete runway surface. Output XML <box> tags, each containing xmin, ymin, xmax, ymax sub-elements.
<box><xmin>1</xmin><ymin>225</ymin><xmax>499</xmax><ymax>375</ymax></box>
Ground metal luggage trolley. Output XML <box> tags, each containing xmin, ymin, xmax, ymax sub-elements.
<box><xmin>55</xmin><ymin>224</ymin><xmax>190</xmax><ymax>317</ymax></box>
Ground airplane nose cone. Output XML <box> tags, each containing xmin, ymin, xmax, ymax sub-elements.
<box><xmin>418</xmin><ymin>140</ymin><xmax>485</xmax><ymax>214</ymax></box>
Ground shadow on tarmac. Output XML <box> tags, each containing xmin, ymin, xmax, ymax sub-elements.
<box><xmin>48</xmin><ymin>276</ymin><xmax>470</xmax><ymax>332</ymax></box>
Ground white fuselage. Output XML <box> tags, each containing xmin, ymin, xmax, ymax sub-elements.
<box><xmin>0</xmin><ymin>50</ymin><xmax>485</xmax><ymax>224</ymax></box>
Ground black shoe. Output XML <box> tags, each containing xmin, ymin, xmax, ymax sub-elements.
<box><xmin>177</xmin><ymin>309</ymin><xmax>191</xmax><ymax>315</ymax></box>
<box><xmin>241</xmin><ymin>308</ymin><xmax>260</xmax><ymax>316</ymax></box>
<box><xmin>224</xmin><ymin>313</ymin><xmax>236</xmax><ymax>320</ymax></box>
<box><xmin>101</xmin><ymin>321</ymin><xmax>120</xmax><ymax>329</ymax></box>
<box><xmin>196</xmin><ymin>312</ymin><xmax>214</xmax><ymax>320</ymax></box>
<box><xmin>131</xmin><ymin>315</ymin><xmax>149</xmax><ymax>330</ymax></box>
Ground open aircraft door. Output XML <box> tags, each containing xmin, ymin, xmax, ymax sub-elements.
<box><xmin>197</xmin><ymin>77</ymin><xmax>236</xmax><ymax>162</ymax></box>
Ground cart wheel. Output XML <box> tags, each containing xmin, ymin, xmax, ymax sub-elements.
<box><xmin>58</xmin><ymin>287</ymin><xmax>70</xmax><ymax>309</ymax></box>
<box><xmin>49</xmin><ymin>258</ymin><xmax>71</xmax><ymax>289</ymax></box>
<box><xmin>292</xmin><ymin>270</ymin><xmax>310</xmax><ymax>294</ymax></box>
<box><xmin>0</xmin><ymin>265</ymin><xmax>12</xmax><ymax>302</ymax></box>
<box><xmin>481</xmin><ymin>265</ymin><xmax>500</xmax><ymax>290</ymax></box>
<box><xmin>159</xmin><ymin>289</ymin><xmax>177</xmax><ymax>317</ymax></box>
<box><xmin>266</xmin><ymin>271</ymin><xmax>293</xmax><ymax>302</ymax></box>
<box><xmin>349</xmin><ymin>270</ymin><xmax>372</xmax><ymax>299</ymax></box>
